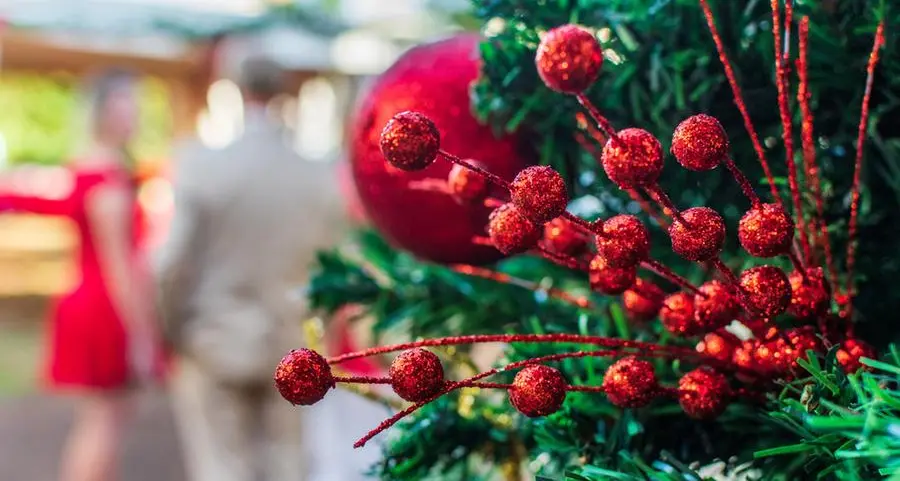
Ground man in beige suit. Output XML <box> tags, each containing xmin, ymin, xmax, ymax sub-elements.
<box><xmin>156</xmin><ymin>57</ymin><xmax>346</xmax><ymax>481</ymax></box>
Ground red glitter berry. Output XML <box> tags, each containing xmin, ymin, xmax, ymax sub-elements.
<box><xmin>738</xmin><ymin>265</ymin><xmax>791</xmax><ymax>318</ymax></box>
<box><xmin>732</xmin><ymin>340</ymin><xmax>760</xmax><ymax>372</ymax></box>
<box><xmin>668</xmin><ymin>207</ymin><xmax>726</xmax><ymax>262</ymax></box>
<box><xmin>589</xmin><ymin>254</ymin><xmax>637</xmax><ymax>295</ymax></box>
<box><xmin>447</xmin><ymin>162</ymin><xmax>489</xmax><ymax>204</ymax></box>
<box><xmin>738</xmin><ymin>203</ymin><xmax>794</xmax><ymax>257</ymax></box>
<box><xmin>600</xmin><ymin>128</ymin><xmax>664</xmax><ymax>189</ymax></box>
<box><xmin>595</xmin><ymin>214</ymin><xmax>650</xmax><ymax>268</ymax></box>
<box><xmin>678</xmin><ymin>367</ymin><xmax>731</xmax><ymax>420</ymax></box>
<box><xmin>535</xmin><ymin>25</ymin><xmax>603</xmax><ymax>94</ymax></box>
<box><xmin>379</xmin><ymin>111</ymin><xmax>441</xmax><ymax>171</ymax></box>
<box><xmin>389</xmin><ymin>348</ymin><xmax>445</xmax><ymax>402</ymax></box>
<box><xmin>836</xmin><ymin>338</ymin><xmax>876</xmax><ymax>373</ymax></box>
<box><xmin>510</xmin><ymin>165</ymin><xmax>568</xmax><ymax>223</ymax></box>
<box><xmin>671</xmin><ymin>114</ymin><xmax>729</xmax><ymax>171</ymax></box>
<box><xmin>274</xmin><ymin>348</ymin><xmax>335</xmax><ymax>406</ymax></box>
<box><xmin>509</xmin><ymin>365</ymin><xmax>568</xmax><ymax>417</ymax></box>
<box><xmin>694</xmin><ymin>280</ymin><xmax>740</xmax><ymax>332</ymax></box>
<box><xmin>543</xmin><ymin>217</ymin><xmax>589</xmax><ymax>256</ymax></box>
<box><xmin>696</xmin><ymin>331</ymin><xmax>741</xmax><ymax>363</ymax></box>
<box><xmin>622</xmin><ymin>278</ymin><xmax>665</xmax><ymax>323</ymax></box>
<box><xmin>660</xmin><ymin>291</ymin><xmax>696</xmax><ymax>336</ymax></box>
<box><xmin>488</xmin><ymin>203</ymin><xmax>542</xmax><ymax>255</ymax></box>
<box><xmin>602</xmin><ymin>356</ymin><xmax>659</xmax><ymax>408</ymax></box>
<box><xmin>788</xmin><ymin>267</ymin><xmax>831</xmax><ymax>318</ymax></box>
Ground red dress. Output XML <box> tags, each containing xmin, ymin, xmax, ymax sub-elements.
<box><xmin>0</xmin><ymin>165</ymin><xmax>155</xmax><ymax>390</ymax></box>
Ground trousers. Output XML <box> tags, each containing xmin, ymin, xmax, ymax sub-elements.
<box><xmin>170</xmin><ymin>357</ymin><xmax>305</xmax><ymax>481</ymax></box>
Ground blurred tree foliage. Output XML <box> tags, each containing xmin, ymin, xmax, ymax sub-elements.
<box><xmin>0</xmin><ymin>73</ymin><xmax>172</xmax><ymax>166</ymax></box>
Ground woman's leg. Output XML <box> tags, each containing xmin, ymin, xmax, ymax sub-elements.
<box><xmin>59</xmin><ymin>391</ymin><xmax>131</xmax><ymax>481</ymax></box>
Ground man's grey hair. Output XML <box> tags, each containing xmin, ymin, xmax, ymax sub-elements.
<box><xmin>238</xmin><ymin>56</ymin><xmax>286</xmax><ymax>100</ymax></box>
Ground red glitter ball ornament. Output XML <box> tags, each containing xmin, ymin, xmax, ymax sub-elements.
<box><xmin>509</xmin><ymin>365</ymin><xmax>568</xmax><ymax>417</ymax></box>
<box><xmin>543</xmin><ymin>217</ymin><xmax>589</xmax><ymax>256</ymax></box>
<box><xmin>738</xmin><ymin>265</ymin><xmax>792</xmax><ymax>318</ymax></box>
<box><xmin>589</xmin><ymin>254</ymin><xmax>637</xmax><ymax>295</ymax></box>
<box><xmin>510</xmin><ymin>165</ymin><xmax>568</xmax><ymax>223</ymax></box>
<box><xmin>389</xmin><ymin>348</ymin><xmax>445</xmax><ymax>402</ymax></box>
<box><xmin>274</xmin><ymin>348</ymin><xmax>335</xmax><ymax>406</ymax></box>
<box><xmin>668</xmin><ymin>207</ymin><xmax>726</xmax><ymax>262</ymax></box>
<box><xmin>351</xmin><ymin>34</ymin><xmax>532</xmax><ymax>264</ymax></box>
<box><xmin>678</xmin><ymin>367</ymin><xmax>731</xmax><ymax>420</ymax></box>
<box><xmin>671</xmin><ymin>114</ymin><xmax>729</xmax><ymax>171</ymax></box>
<box><xmin>696</xmin><ymin>331</ymin><xmax>741</xmax><ymax>362</ymax></box>
<box><xmin>602</xmin><ymin>356</ymin><xmax>659</xmax><ymax>408</ymax></box>
<box><xmin>788</xmin><ymin>267</ymin><xmax>831</xmax><ymax>318</ymax></box>
<box><xmin>836</xmin><ymin>338</ymin><xmax>876</xmax><ymax>373</ymax></box>
<box><xmin>601</xmin><ymin>128</ymin><xmax>664</xmax><ymax>189</ymax></box>
<box><xmin>732</xmin><ymin>340</ymin><xmax>760</xmax><ymax>372</ymax></box>
<box><xmin>535</xmin><ymin>24</ymin><xmax>603</xmax><ymax>94</ymax></box>
<box><xmin>488</xmin><ymin>203</ymin><xmax>542</xmax><ymax>255</ymax></box>
<box><xmin>694</xmin><ymin>280</ymin><xmax>740</xmax><ymax>332</ymax></box>
<box><xmin>380</xmin><ymin>111</ymin><xmax>441</xmax><ymax>171</ymax></box>
<box><xmin>623</xmin><ymin>278</ymin><xmax>665</xmax><ymax>323</ymax></box>
<box><xmin>595</xmin><ymin>214</ymin><xmax>650</xmax><ymax>268</ymax></box>
<box><xmin>447</xmin><ymin>161</ymin><xmax>489</xmax><ymax>204</ymax></box>
<box><xmin>738</xmin><ymin>203</ymin><xmax>794</xmax><ymax>257</ymax></box>
<box><xmin>660</xmin><ymin>291</ymin><xmax>696</xmax><ymax>336</ymax></box>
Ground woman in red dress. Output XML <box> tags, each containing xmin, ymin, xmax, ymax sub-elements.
<box><xmin>0</xmin><ymin>69</ymin><xmax>162</xmax><ymax>481</ymax></box>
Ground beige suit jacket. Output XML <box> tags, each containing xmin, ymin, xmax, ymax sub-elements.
<box><xmin>156</xmin><ymin>116</ymin><xmax>347</xmax><ymax>384</ymax></box>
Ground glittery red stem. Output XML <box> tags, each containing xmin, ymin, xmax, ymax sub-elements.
<box><xmin>771</xmin><ymin>0</ymin><xmax>811</xmax><ymax>267</ymax></box>
<box><xmin>438</xmin><ymin>149</ymin><xmax>511</xmax><ymax>189</ymax></box>
<box><xmin>845</xmin><ymin>21</ymin><xmax>885</xmax><ymax>314</ymax></box>
<box><xmin>640</xmin><ymin>259</ymin><xmax>705</xmax><ymax>297</ymax></box>
<box><xmin>472</xmin><ymin>235</ymin><xmax>494</xmax><ymax>247</ymax></box>
<box><xmin>561</xmin><ymin>211</ymin><xmax>602</xmax><ymax>235</ymax></box>
<box><xmin>644</xmin><ymin>185</ymin><xmax>687</xmax><ymax>225</ymax></box>
<box><xmin>329</xmin><ymin>333</ymin><xmax>703</xmax><ymax>366</ymax></box>
<box><xmin>484</xmin><ymin>197</ymin><xmax>505</xmax><ymax>209</ymax></box>
<box><xmin>710</xmin><ymin>258</ymin><xmax>756</xmax><ymax>315</ymax></box>
<box><xmin>627</xmin><ymin>188</ymin><xmax>670</xmax><ymax>228</ymax></box>
<box><xmin>575</xmin><ymin>93</ymin><xmax>620</xmax><ymax>144</ymax></box>
<box><xmin>698</xmin><ymin>0</ymin><xmax>781</xmax><ymax>205</ymax></box>
<box><xmin>451</xmin><ymin>264</ymin><xmax>593</xmax><ymax>309</ymax></box>
<box><xmin>535</xmin><ymin>245</ymin><xmax>590</xmax><ymax>271</ymax></box>
<box><xmin>334</xmin><ymin>376</ymin><xmax>391</xmax><ymax>384</ymax></box>
<box><xmin>787</xmin><ymin>250</ymin><xmax>808</xmax><ymax>282</ymax></box>
<box><xmin>723</xmin><ymin>158</ymin><xmax>761</xmax><ymax>206</ymax></box>
<box><xmin>797</xmin><ymin>17</ymin><xmax>836</xmax><ymax>280</ymax></box>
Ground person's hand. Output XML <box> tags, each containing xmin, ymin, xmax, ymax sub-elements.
<box><xmin>128</xmin><ymin>332</ymin><xmax>159</xmax><ymax>386</ymax></box>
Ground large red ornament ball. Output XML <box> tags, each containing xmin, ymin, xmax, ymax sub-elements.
<box><xmin>543</xmin><ymin>217</ymin><xmax>589</xmax><ymax>256</ymax></box>
<box><xmin>603</xmin><ymin>356</ymin><xmax>659</xmax><ymax>408</ymax></box>
<box><xmin>670</xmin><ymin>114</ymin><xmax>729</xmax><ymax>171</ymax></box>
<box><xmin>696</xmin><ymin>331</ymin><xmax>741</xmax><ymax>362</ymax></box>
<box><xmin>488</xmin><ymin>203</ymin><xmax>542</xmax><ymax>255</ymax></box>
<box><xmin>535</xmin><ymin>24</ymin><xmax>603</xmax><ymax>94</ymax></box>
<box><xmin>739</xmin><ymin>265</ymin><xmax>791</xmax><ymax>318</ymax></box>
<box><xmin>589</xmin><ymin>254</ymin><xmax>637</xmax><ymax>295</ymax></box>
<box><xmin>509</xmin><ymin>365</ymin><xmax>568</xmax><ymax>417</ymax></box>
<box><xmin>595</xmin><ymin>214</ymin><xmax>650</xmax><ymax>268</ymax></box>
<box><xmin>678</xmin><ymin>367</ymin><xmax>731</xmax><ymax>420</ymax></box>
<box><xmin>351</xmin><ymin>34</ymin><xmax>532</xmax><ymax>264</ymax></box>
<box><xmin>380</xmin><ymin>111</ymin><xmax>441</xmax><ymax>171</ymax></box>
<box><xmin>447</xmin><ymin>161</ymin><xmax>489</xmax><ymax>204</ymax></box>
<box><xmin>660</xmin><ymin>291</ymin><xmax>696</xmax><ymax>336</ymax></box>
<box><xmin>738</xmin><ymin>203</ymin><xmax>794</xmax><ymax>257</ymax></box>
<box><xmin>694</xmin><ymin>280</ymin><xmax>740</xmax><ymax>332</ymax></box>
<box><xmin>601</xmin><ymin>128</ymin><xmax>664</xmax><ymax>189</ymax></box>
<box><xmin>788</xmin><ymin>267</ymin><xmax>831</xmax><ymax>318</ymax></box>
<box><xmin>274</xmin><ymin>349</ymin><xmax>335</xmax><ymax>406</ymax></box>
<box><xmin>389</xmin><ymin>348</ymin><xmax>445</xmax><ymax>402</ymax></box>
<box><xmin>510</xmin><ymin>165</ymin><xmax>568</xmax><ymax>223</ymax></box>
<box><xmin>623</xmin><ymin>278</ymin><xmax>665</xmax><ymax>323</ymax></box>
<box><xmin>836</xmin><ymin>338</ymin><xmax>876</xmax><ymax>373</ymax></box>
<box><xmin>668</xmin><ymin>207</ymin><xmax>726</xmax><ymax>262</ymax></box>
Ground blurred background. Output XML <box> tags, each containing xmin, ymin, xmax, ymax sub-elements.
<box><xmin>0</xmin><ymin>0</ymin><xmax>467</xmax><ymax>479</ymax></box>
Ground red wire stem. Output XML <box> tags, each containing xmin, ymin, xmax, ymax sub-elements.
<box><xmin>644</xmin><ymin>185</ymin><xmax>687</xmax><ymax>225</ymax></box>
<box><xmin>575</xmin><ymin>93</ymin><xmax>620</xmax><ymax>144</ymax></box>
<box><xmin>641</xmin><ymin>259</ymin><xmax>706</xmax><ymax>297</ymax></box>
<box><xmin>723</xmin><ymin>158</ymin><xmax>761</xmax><ymax>206</ymax></box>
<box><xmin>698</xmin><ymin>0</ymin><xmax>781</xmax><ymax>205</ymax></box>
<box><xmin>845</xmin><ymin>21</ymin><xmax>886</xmax><ymax>315</ymax></box>
<box><xmin>438</xmin><ymin>149</ymin><xmax>511</xmax><ymax>189</ymax></box>
<box><xmin>451</xmin><ymin>264</ymin><xmax>593</xmax><ymax>309</ymax></box>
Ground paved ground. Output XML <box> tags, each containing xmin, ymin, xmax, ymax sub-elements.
<box><xmin>0</xmin><ymin>391</ymin><xmax>186</xmax><ymax>481</ymax></box>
